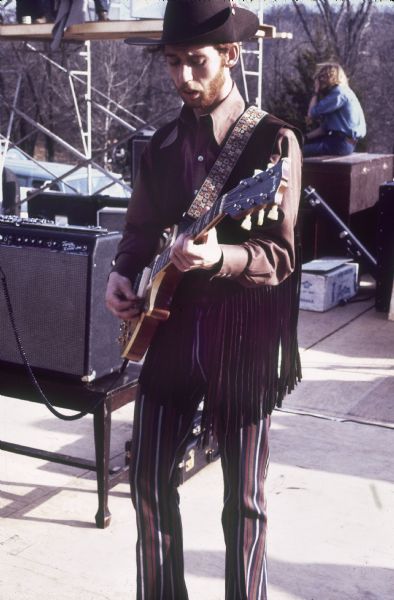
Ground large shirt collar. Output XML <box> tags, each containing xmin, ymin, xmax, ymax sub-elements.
<box><xmin>179</xmin><ymin>83</ymin><xmax>246</xmax><ymax>146</ymax></box>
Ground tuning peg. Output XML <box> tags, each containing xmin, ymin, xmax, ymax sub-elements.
<box><xmin>267</xmin><ymin>205</ymin><xmax>279</xmax><ymax>221</ymax></box>
<box><xmin>241</xmin><ymin>214</ymin><xmax>252</xmax><ymax>231</ymax></box>
<box><xmin>257</xmin><ymin>210</ymin><xmax>265</xmax><ymax>226</ymax></box>
<box><xmin>253</xmin><ymin>168</ymin><xmax>263</xmax><ymax>181</ymax></box>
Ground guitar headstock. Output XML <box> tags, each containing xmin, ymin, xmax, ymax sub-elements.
<box><xmin>221</xmin><ymin>158</ymin><xmax>290</xmax><ymax>219</ymax></box>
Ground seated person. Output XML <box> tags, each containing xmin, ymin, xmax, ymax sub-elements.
<box><xmin>304</xmin><ymin>62</ymin><xmax>366</xmax><ymax>157</ymax></box>
<box><xmin>16</xmin><ymin>1</ymin><xmax>110</xmax><ymax>26</ymax></box>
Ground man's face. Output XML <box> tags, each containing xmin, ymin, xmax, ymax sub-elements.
<box><xmin>164</xmin><ymin>45</ymin><xmax>231</xmax><ymax>114</ymax></box>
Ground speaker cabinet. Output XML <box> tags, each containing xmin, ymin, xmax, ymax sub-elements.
<box><xmin>97</xmin><ymin>206</ymin><xmax>127</xmax><ymax>232</ymax></box>
<box><xmin>375</xmin><ymin>182</ymin><xmax>394</xmax><ymax>312</ymax></box>
<box><xmin>27</xmin><ymin>192</ymin><xmax>128</xmax><ymax>227</ymax></box>
<box><xmin>2</xmin><ymin>167</ymin><xmax>21</xmax><ymax>216</ymax></box>
<box><xmin>0</xmin><ymin>217</ymin><xmax>123</xmax><ymax>380</ymax></box>
<box><xmin>129</xmin><ymin>130</ymin><xmax>154</xmax><ymax>183</ymax></box>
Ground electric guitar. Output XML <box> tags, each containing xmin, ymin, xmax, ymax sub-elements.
<box><xmin>119</xmin><ymin>158</ymin><xmax>290</xmax><ymax>362</ymax></box>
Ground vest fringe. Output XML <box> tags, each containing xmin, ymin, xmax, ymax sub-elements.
<box><xmin>139</xmin><ymin>241</ymin><xmax>302</xmax><ymax>446</ymax></box>
<box><xmin>137</xmin><ymin>114</ymin><xmax>303</xmax><ymax>445</ymax></box>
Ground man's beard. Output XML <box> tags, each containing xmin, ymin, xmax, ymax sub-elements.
<box><xmin>178</xmin><ymin>66</ymin><xmax>226</xmax><ymax>112</ymax></box>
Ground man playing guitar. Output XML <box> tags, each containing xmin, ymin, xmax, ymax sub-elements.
<box><xmin>106</xmin><ymin>1</ymin><xmax>302</xmax><ymax>598</ymax></box>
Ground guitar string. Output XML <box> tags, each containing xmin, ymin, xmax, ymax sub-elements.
<box><xmin>150</xmin><ymin>167</ymin><xmax>281</xmax><ymax>280</ymax></box>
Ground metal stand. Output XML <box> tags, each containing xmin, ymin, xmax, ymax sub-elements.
<box><xmin>304</xmin><ymin>186</ymin><xmax>378</xmax><ymax>278</ymax></box>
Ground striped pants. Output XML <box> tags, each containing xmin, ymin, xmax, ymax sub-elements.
<box><xmin>130</xmin><ymin>392</ymin><xmax>270</xmax><ymax>600</ymax></box>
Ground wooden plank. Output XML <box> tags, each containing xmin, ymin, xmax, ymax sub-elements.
<box><xmin>0</xmin><ymin>19</ymin><xmax>163</xmax><ymax>42</ymax></box>
<box><xmin>0</xmin><ymin>22</ymin><xmax>53</xmax><ymax>40</ymax></box>
<box><xmin>257</xmin><ymin>24</ymin><xmax>276</xmax><ymax>37</ymax></box>
<box><xmin>64</xmin><ymin>19</ymin><xmax>163</xmax><ymax>41</ymax></box>
<box><xmin>256</xmin><ymin>24</ymin><xmax>293</xmax><ymax>40</ymax></box>
<box><xmin>304</xmin><ymin>152</ymin><xmax>394</xmax><ymax>165</ymax></box>
<box><xmin>0</xmin><ymin>19</ymin><xmax>290</xmax><ymax>42</ymax></box>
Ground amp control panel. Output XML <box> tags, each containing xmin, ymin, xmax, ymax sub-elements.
<box><xmin>0</xmin><ymin>215</ymin><xmax>118</xmax><ymax>254</ymax></box>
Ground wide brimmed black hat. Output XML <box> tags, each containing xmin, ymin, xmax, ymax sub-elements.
<box><xmin>125</xmin><ymin>0</ymin><xmax>259</xmax><ymax>46</ymax></box>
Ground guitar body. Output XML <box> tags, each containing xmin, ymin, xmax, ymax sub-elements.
<box><xmin>121</xmin><ymin>263</ymin><xmax>183</xmax><ymax>361</ymax></box>
<box><xmin>119</xmin><ymin>158</ymin><xmax>290</xmax><ymax>362</ymax></box>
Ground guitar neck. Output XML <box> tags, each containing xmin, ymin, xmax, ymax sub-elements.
<box><xmin>149</xmin><ymin>159</ymin><xmax>288</xmax><ymax>281</ymax></box>
<box><xmin>152</xmin><ymin>199</ymin><xmax>225</xmax><ymax>278</ymax></box>
<box><xmin>132</xmin><ymin>159</ymin><xmax>288</xmax><ymax>300</ymax></box>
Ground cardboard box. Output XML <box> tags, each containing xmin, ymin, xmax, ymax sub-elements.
<box><xmin>300</xmin><ymin>258</ymin><xmax>359</xmax><ymax>312</ymax></box>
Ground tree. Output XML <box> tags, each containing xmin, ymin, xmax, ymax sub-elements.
<box><xmin>290</xmin><ymin>0</ymin><xmax>374</xmax><ymax>77</ymax></box>
<box><xmin>1</xmin><ymin>1</ymin><xmax>393</xmax><ymax>163</ymax></box>
<box><xmin>262</xmin><ymin>0</ymin><xmax>394</xmax><ymax>153</ymax></box>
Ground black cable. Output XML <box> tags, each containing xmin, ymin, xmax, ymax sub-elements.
<box><xmin>0</xmin><ymin>265</ymin><xmax>129</xmax><ymax>420</ymax></box>
<box><xmin>303</xmin><ymin>304</ymin><xmax>374</xmax><ymax>352</ymax></box>
<box><xmin>339</xmin><ymin>295</ymin><xmax>375</xmax><ymax>306</ymax></box>
<box><xmin>275</xmin><ymin>407</ymin><xmax>394</xmax><ymax>431</ymax></box>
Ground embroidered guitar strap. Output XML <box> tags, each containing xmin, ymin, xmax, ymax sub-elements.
<box><xmin>186</xmin><ymin>105</ymin><xmax>268</xmax><ymax>219</ymax></box>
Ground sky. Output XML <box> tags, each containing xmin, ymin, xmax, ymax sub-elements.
<box><xmin>1</xmin><ymin>0</ymin><xmax>392</xmax><ymax>20</ymax></box>
<box><xmin>127</xmin><ymin>0</ymin><xmax>394</xmax><ymax>19</ymax></box>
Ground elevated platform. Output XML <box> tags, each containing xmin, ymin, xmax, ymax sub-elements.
<box><xmin>0</xmin><ymin>20</ymin><xmax>291</xmax><ymax>42</ymax></box>
<box><xmin>303</xmin><ymin>153</ymin><xmax>394</xmax><ymax>216</ymax></box>
<box><xmin>300</xmin><ymin>152</ymin><xmax>394</xmax><ymax>261</ymax></box>
<box><xmin>0</xmin><ymin>19</ymin><xmax>163</xmax><ymax>42</ymax></box>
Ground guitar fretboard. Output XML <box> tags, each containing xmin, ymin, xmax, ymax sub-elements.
<box><xmin>128</xmin><ymin>158</ymin><xmax>288</xmax><ymax>308</ymax></box>
<box><xmin>151</xmin><ymin>199</ymin><xmax>224</xmax><ymax>278</ymax></box>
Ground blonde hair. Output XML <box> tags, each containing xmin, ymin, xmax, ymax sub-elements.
<box><xmin>315</xmin><ymin>62</ymin><xmax>348</xmax><ymax>88</ymax></box>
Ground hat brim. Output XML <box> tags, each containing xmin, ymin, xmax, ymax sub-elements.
<box><xmin>125</xmin><ymin>8</ymin><xmax>259</xmax><ymax>46</ymax></box>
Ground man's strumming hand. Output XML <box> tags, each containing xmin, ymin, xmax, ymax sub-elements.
<box><xmin>105</xmin><ymin>271</ymin><xmax>143</xmax><ymax>320</ymax></box>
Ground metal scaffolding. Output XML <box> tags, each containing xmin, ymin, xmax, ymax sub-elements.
<box><xmin>240</xmin><ymin>1</ymin><xmax>264</xmax><ymax>108</ymax></box>
<box><xmin>0</xmin><ymin>10</ymin><xmax>292</xmax><ymax>209</ymax></box>
<box><xmin>0</xmin><ymin>39</ymin><xmax>143</xmax><ymax>207</ymax></box>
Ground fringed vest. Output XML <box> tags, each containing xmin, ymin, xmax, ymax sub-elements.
<box><xmin>138</xmin><ymin>114</ymin><xmax>302</xmax><ymax>441</ymax></box>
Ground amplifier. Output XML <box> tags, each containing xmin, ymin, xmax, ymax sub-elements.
<box><xmin>129</xmin><ymin>129</ymin><xmax>155</xmax><ymax>183</ymax></box>
<box><xmin>2</xmin><ymin>167</ymin><xmax>21</xmax><ymax>216</ymax></box>
<box><xmin>375</xmin><ymin>182</ymin><xmax>394</xmax><ymax>312</ymax></box>
<box><xmin>27</xmin><ymin>193</ymin><xmax>129</xmax><ymax>227</ymax></box>
<box><xmin>97</xmin><ymin>206</ymin><xmax>127</xmax><ymax>232</ymax></box>
<box><xmin>0</xmin><ymin>216</ymin><xmax>123</xmax><ymax>380</ymax></box>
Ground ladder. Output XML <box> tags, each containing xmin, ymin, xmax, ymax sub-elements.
<box><xmin>240</xmin><ymin>1</ymin><xmax>264</xmax><ymax>109</ymax></box>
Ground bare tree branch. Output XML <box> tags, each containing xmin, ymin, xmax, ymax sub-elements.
<box><xmin>291</xmin><ymin>0</ymin><xmax>321</xmax><ymax>55</ymax></box>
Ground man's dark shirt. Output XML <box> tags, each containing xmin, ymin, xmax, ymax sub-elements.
<box><xmin>113</xmin><ymin>84</ymin><xmax>301</xmax><ymax>294</ymax></box>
